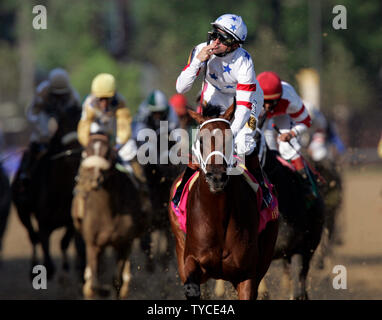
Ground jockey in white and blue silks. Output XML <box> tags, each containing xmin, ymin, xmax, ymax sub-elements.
<box><xmin>171</xmin><ymin>13</ymin><xmax>272</xmax><ymax>208</ymax></box>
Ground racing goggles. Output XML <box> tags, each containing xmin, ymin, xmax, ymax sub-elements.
<box><xmin>208</xmin><ymin>30</ymin><xmax>237</xmax><ymax>46</ymax></box>
<box><xmin>264</xmin><ymin>99</ymin><xmax>279</xmax><ymax>109</ymax></box>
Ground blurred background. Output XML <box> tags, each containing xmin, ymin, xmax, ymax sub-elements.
<box><xmin>0</xmin><ymin>0</ymin><xmax>381</xmax><ymax>161</ymax></box>
<box><xmin>0</xmin><ymin>0</ymin><xmax>381</xmax><ymax>300</ymax></box>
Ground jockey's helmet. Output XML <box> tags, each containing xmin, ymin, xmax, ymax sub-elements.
<box><xmin>49</xmin><ymin>68</ymin><xmax>71</xmax><ymax>94</ymax></box>
<box><xmin>211</xmin><ymin>14</ymin><xmax>247</xmax><ymax>43</ymax></box>
<box><xmin>146</xmin><ymin>90</ymin><xmax>169</xmax><ymax>113</ymax></box>
<box><xmin>169</xmin><ymin>93</ymin><xmax>188</xmax><ymax>117</ymax></box>
<box><xmin>91</xmin><ymin>73</ymin><xmax>116</xmax><ymax>98</ymax></box>
<box><xmin>257</xmin><ymin>71</ymin><xmax>283</xmax><ymax>100</ymax></box>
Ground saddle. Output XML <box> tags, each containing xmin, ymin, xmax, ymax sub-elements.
<box><xmin>171</xmin><ymin>165</ymin><xmax>279</xmax><ymax>234</ymax></box>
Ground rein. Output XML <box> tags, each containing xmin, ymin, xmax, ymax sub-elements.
<box><xmin>192</xmin><ymin>118</ymin><xmax>235</xmax><ymax>174</ymax></box>
<box><xmin>50</xmin><ymin>148</ymin><xmax>82</xmax><ymax>161</ymax></box>
<box><xmin>49</xmin><ymin>131</ymin><xmax>82</xmax><ymax>160</ymax></box>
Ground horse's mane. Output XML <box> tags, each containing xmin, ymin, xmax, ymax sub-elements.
<box><xmin>202</xmin><ymin>104</ymin><xmax>223</xmax><ymax>118</ymax></box>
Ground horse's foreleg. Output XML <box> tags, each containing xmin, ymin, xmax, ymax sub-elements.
<box><xmin>74</xmin><ymin>231</ymin><xmax>86</xmax><ymax>282</ymax></box>
<box><xmin>184</xmin><ymin>255</ymin><xmax>202</xmax><ymax>300</ymax></box>
<box><xmin>290</xmin><ymin>253</ymin><xmax>310</xmax><ymax>300</ymax></box>
<box><xmin>60</xmin><ymin>226</ymin><xmax>74</xmax><ymax>272</ymax></box>
<box><xmin>114</xmin><ymin>245</ymin><xmax>133</xmax><ymax>299</ymax></box>
<box><xmin>140</xmin><ymin>230</ymin><xmax>154</xmax><ymax>273</ymax></box>
<box><xmin>281</xmin><ymin>258</ymin><xmax>292</xmax><ymax>297</ymax></box>
<box><xmin>214</xmin><ymin>279</ymin><xmax>225</xmax><ymax>298</ymax></box>
<box><xmin>235</xmin><ymin>278</ymin><xmax>259</xmax><ymax>300</ymax></box>
<box><xmin>258</xmin><ymin>278</ymin><xmax>270</xmax><ymax>300</ymax></box>
<box><xmin>119</xmin><ymin>260</ymin><xmax>131</xmax><ymax>299</ymax></box>
<box><xmin>39</xmin><ymin>229</ymin><xmax>55</xmax><ymax>280</ymax></box>
<box><xmin>83</xmin><ymin>245</ymin><xmax>101</xmax><ymax>299</ymax></box>
<box><xmin>313</xmin><ymin>227</ymin><xmax>330</xmax><ymax>270</ymax></box>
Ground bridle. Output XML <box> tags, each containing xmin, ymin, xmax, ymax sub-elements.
<box><xmin>192</xmin><ymin>118</ymin><xmax>235</xmax><ymax>174</ymax></box>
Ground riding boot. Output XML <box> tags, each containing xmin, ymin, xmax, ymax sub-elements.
<box><xmin>171</xmin><ymin>166</ymin><xmax>196</xmax><ymax>207</ymax></box>
<box><xmin>291</xmin><ymin>157</ymin><xmax>317</xmax><ymax>201</ymax></box>
<box><xmin>245</xmin><ymin>152</ymin><xmax>272</xmax><ymax>208</ymax></box>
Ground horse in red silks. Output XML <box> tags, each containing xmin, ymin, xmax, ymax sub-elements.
<box><xmin>168</xmin><ymin>105</ymin><xmax>279</xmax><ymax>300</ymax></box>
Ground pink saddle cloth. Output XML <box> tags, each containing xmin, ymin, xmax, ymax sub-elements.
<box><xmin>170</xmin><ymin>166</ymin><xmax>279</xmax><ymax>234</ymax></box>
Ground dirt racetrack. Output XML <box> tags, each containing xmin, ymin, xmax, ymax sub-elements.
<box><xmin>0</xmin><ymin>164</ymin><xmax>382</xmax><ymax>300</ymax></box>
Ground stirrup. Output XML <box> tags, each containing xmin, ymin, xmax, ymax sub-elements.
<box><xmin>261</xmin><ymin>188</ymin><xmax>272</xmax><ymax>209</ymax></box>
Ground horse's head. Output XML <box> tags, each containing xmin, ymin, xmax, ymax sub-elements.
<box><xmin>79</xmin><ymin>134</ymin><xmax>114</xmax><ymax>188</ymax></box>
<box><xmin>188</xmin><ymin>104</ymin><xmax>235</xmax><ymax>193</ymax></box>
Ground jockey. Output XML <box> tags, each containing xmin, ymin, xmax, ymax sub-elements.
<box><xmin>132</xmin><ymin>89</ymin><xmax>180</xmax><ymax>142</ymax></box>
<box><xmin>169</xmin><ymin>93</ymin><xmax>193</xmax><ymax>129</ymax></box>
<box><xmin>77</xmin><ymin>73</ymin><xmax>147</xmax><ymax>189</ymax></box>
<box><xmin>171</xmin><ymin>13</ymin><xmax>272</xmax><ymax>207</ymax></box>
<box><xmin>257</xmin><ymin>71</ymin><xmax>316</xmax><ymax>197</ymax></box>
<box><xmin>19</xmin><ymin>68</ymin><xmax>81</xmax><ymax>181</ymax></box>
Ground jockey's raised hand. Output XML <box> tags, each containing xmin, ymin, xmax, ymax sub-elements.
<box><xmin>196</xmin><ymin>43</ymin><xmax>219</xmax><ymax>62</ymax></box>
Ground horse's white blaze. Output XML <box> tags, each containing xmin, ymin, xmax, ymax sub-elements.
<box><xmin>81</xmin><ymin>155</ymin><xmax>110</xmax><ymax>170</ymax></box>
<box><xmin>211</xmin><ymin>128</ymin><xmax>221</xmax><ymax>136</ymax></box>
<box><xmin>94</xmin><ymin>141</ymin><xmax>101</xmax><ymax>156</ymax></box>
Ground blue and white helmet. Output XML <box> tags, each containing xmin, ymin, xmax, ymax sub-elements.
<box><xmin>211</xmin><ymin>14</ymin><xmax>248</xmax><ymax>43</ymax></box>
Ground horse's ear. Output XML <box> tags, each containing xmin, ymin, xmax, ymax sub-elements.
<box><xmin>187</xmin><ymin>108</ymin><xmax>205</xmax><ymax>124</ymax></box>
<box><xmin>222</xmin><ymin>104</ymin><xmax>235</xmax><ymax>121</ymax></box>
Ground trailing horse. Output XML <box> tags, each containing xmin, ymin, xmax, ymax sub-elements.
<box><xmin>72</xmin><ymin>134</ymin><xmax>150</xmax><ymax>299</ymax></box>
<box><xmin>138</xmin><ymin>124</ymin><xmax>185</xmax><ymax>272</ymax></box>
<box><xmin>11</xmin><ymin>105</ymin><xmax>83</xmax><ymax>279</ymax></box>
<box><xmin>311</xmin><ymin>158</ymin><xmax>343</xmax><ymax>269</ymax></box>
<box><xmin>168</xmin><ymin>105</ymin><xmax>278</xmax><ymax>300</ymax></box>
<box><xmin>258</xmin><ymin>147</ymin><xmax>325</xmax><ymax>300</ymax></box>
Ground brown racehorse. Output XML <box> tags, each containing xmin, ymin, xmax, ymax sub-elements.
<box><xmin>72</xmin><ymin>134</ymin><xmax>149</xmax><ymax>299</ymax></box>
<box><xmin>168</xmin><ymin>105</ymin><xmax>278</xmax><ymax>300</ymax></box>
